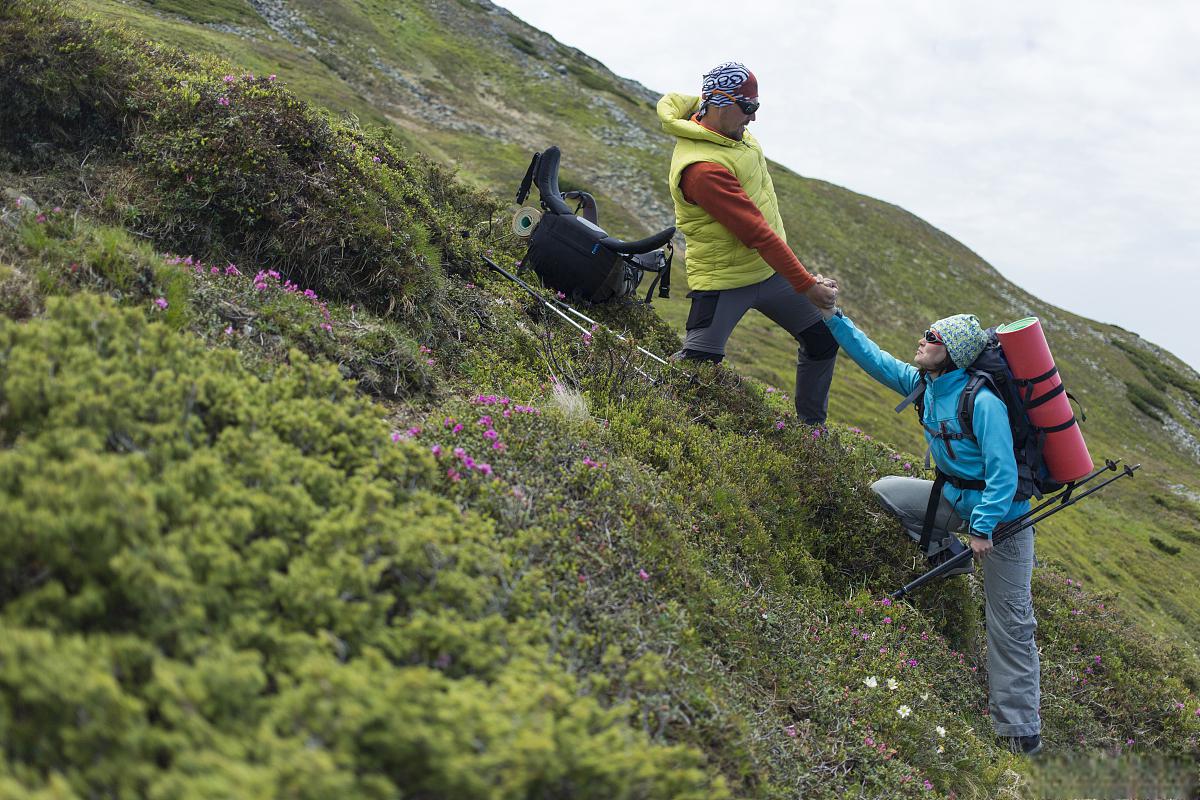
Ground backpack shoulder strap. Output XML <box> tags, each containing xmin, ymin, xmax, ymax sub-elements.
<box><xmin>516</xmin><ymin>151</ymin><xmax>540</xmax><ymax>205</ymax></box>
<box><xmin>895</xmin><ymin>378</ymin><xmax>927</xmax><ymax>416</ymax></box>
<box><xmin>956</xmin><ymin>371</ymin><xmax>995</xmax><ymax>440</ymax></box>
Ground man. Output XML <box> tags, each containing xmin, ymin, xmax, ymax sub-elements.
<box><xmin>658</xmin><ymin>62</ymin><xmax>839</xmax><ymax>424</ymax></box>
<box><xmin>819</xmin><ymin>299</ymin><xmax>1044</xmax><ymax>756</ymax></box>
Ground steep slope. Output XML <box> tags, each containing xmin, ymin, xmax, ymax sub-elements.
<box><xmin>79</xmin><ymin>0</ymin><xmax>1200</xmax><ymax>648</ymax></box>
<box><xmin>2</xmin><ymin>2</ymin><xmax>1199</xmax><ymax>798</ymax></box>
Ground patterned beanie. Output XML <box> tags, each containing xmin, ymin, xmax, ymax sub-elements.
<box><xmin>700</xmin><ymin>62</ymin><xmax>758</xmax><ymax>107</ymax></box>
<box><xmin>930</xmin><ymin>314</ymin><xmax>988</xmax><ymax>369</ymax></box>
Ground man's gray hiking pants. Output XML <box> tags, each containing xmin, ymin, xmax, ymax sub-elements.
<box><xmin>871</xmin><ymin>476</ymin><xmax>1042</xmax><ymax>738</ymax></box>
<box><xmin>679</xmin><ymin>272</ymin><xmax>838</xmax><ymax>425</ymax></box>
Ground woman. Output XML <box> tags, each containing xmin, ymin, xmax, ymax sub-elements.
<box><xmin>821</xmin><ymin>300</ymin><xmax>1043</xmax><ymax>756</ymax></box>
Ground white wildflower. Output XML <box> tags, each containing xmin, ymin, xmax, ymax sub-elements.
<box><xmin>936</xmin><ymin>726</ymin><xmax>946</xmax><ymax>737</ymax></box>
<box><xmin>897</xmin><ymin>705</ymin><xmax>912</xmax><ymax>718</ymax></box>
<box><xmin>863</xmin><ymin>676</ymin><xmax>878</xmax><ymax>688</ymax></box>
<box><xmin>887</xmin><ymin>678</ymin><xmax>899</xmax><ymax>691</ymax></box>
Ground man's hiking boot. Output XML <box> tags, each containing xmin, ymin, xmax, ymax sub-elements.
<box><xmin>1005</xmin><ymin>734</ymin><xmax>1043</xmax><ymax>756</ymax></box>
<box><xmin>927</xmin><ymin>538</ymin><xmax>973</xmax><ymax>576</ymax></box>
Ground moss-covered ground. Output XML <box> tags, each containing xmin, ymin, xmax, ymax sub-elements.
<box><xmin>1</xmin><ymin>2</ymin><xmax>1198</xmax><ymax>797</ymax></box>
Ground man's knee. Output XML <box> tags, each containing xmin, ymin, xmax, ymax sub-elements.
<box><xmin>798</xmin><ymin>322</ymin><xmax>839</xmax><ymax>362</ymax></box>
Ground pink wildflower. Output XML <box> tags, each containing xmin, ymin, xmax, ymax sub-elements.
<box><xmin>391</xmin><ymin>432</ymin><xmax>402</xmax><ymax>443</ymax></box>
<box><xmin>776</xmin><ymin>421</ymin><xmax>786</xmax><ymax>430</ymax></box>
<box><xmin>268</xmin><ymin>74</ymin><xmax>277</xmax><ymax>81</ymax></box>
<box><xmin>223</xmin><ymin>325</ymin><xmax>233</xmax><ymax>336</ymax></box>
<box><xmin>373</xmin><ymin>156</ymin><xmax>381</xmax><ymax>163</ymax></box>
<box><xmin>153</xmin><ymin>297</ymin><xmax>169</xmax><ymax>310</ymax></box>
<box><xmin>478</xmin><ymin>415</ymin><xmax>492</xmax><ymax>426</ymax></box>
<box><xmin>452</xmin><ymin>424</ymin><xmax>464</xmax><ymax>434</ymax></box>
<box><xmin>407</xmin><ymin>426</ymin><xmax>421</xmax><ymax>436</ymax></box>
<box><xmin>431</xmin><ymin>444</ymin><xmax>442</xmax><ymax>457</ymax></box>
<box><xmin>484</xmin><ymin>429</ymin><xmax>499</xmax><ymax>440</ymax></box>
<box><xmin>477</xmin><ymin>463</ymin><xmax>493</xmax><ymax>476</ymax></box>
<box><xmin>223</xmin><ymin>74</ymin><xmax>235</xmax><ymax>83</ymax></box>
<box><xmin>218</xmin><ymin>96</ymin><xmax>231</xmax><ymax>107</ymax></box>
<box><xmin>783</xmin><ymin>724</ymin><xmax>797</xmax><ymax>737</ymax></box>
<box><xmin>638</xmin><ymin>569</ymin><xmax>650</xmax><ymax>581</ymax></box>
<box><xmin>492</xmin><ymin>441</ymin><xmax>506</xmax><ymax>452</ymax></box>
<box><xmin>447</xmin><ymin>468</ymin><xmax>461</xmax><ymax>481</ymax></box>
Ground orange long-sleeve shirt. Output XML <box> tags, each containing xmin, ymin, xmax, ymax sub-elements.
<box><xmin>679</xmin><ymin>161</ymin><xmax>816</xmax><ymax>293</ymax></box>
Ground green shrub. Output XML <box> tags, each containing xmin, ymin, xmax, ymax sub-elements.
<box><xmin>0</xmin><ymin>0</ymin><xmax>507</xmax><ymax>322</ymax></box>
<box><xmin>0</xmin><ymin>295</ymin><xmax>728</xmax><ymax>798</ymax></box>
<box><xmin>1125</xmin><ymin>381</ymin><xmax>1170</xmax><ymax>421</ymax></box>
<box><xmin>1149</xmin><ymin>536</ymin><xmax>1182</xmax><ymax>556</ymax></box>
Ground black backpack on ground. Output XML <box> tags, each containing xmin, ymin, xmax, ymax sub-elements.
<box><xmin>895</xmin><ymin>327</ymin><xmax>1084</xmax><ymax>553</ymax></box>
<box><xmin>515</xmin><ymin>146</ymin><xmax>675</xmax><ymax>304</ymax></box>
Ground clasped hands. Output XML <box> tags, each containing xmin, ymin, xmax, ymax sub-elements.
<box><xmin>807</xmin><ymin>273</ymin><xmax>840</xmax><ymax>317</ymax></box>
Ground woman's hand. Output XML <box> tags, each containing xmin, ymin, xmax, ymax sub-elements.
<box><xmin>811</xmin><ymin>274</ymin><xmax>839</xmax><ymax>318</ymax></box>
<box><xmin>969</xmin><ymin>533</ymin><xmax>993</xmax><ymax>561</ymax></box>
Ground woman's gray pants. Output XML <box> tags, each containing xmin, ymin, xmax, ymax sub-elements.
<box><xmin>871</xmin><ymin>476</ymin><xmax>1042</xmax><ymax>738</ymax></box>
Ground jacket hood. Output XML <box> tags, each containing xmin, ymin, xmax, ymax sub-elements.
<box><xmin>657</xmin><ymin>93</ymin><xmax>737</xmax><ymax>147</ymax></box>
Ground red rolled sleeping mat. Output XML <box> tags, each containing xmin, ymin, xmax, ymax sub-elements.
<box><xmin>996</xmin><ymin>317</ymin><xmax>1093</xmax><ymax>482</ymax></box>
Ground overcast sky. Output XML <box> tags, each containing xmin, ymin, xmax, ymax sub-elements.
<box><xmin>497</xmin><ymin>0</ymin><xmax>1200</xmax><ymax>371</ymax></box>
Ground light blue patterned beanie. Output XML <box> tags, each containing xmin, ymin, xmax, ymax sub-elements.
<box><xmin>930</xmin><ymin>314</ymin><xmax>988</xmax><ymax>369</ymax></box>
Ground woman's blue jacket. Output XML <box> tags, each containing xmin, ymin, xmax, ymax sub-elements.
<box><xmin>825</xmin><ymin>311</ymin><xmax>1029</xmax><ymax>536</ymax></box>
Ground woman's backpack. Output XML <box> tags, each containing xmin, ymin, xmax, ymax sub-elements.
<box><xmin>514</xmin><ymin>146</ymin><xmax>675</xmax><ymax>304</ymax></box>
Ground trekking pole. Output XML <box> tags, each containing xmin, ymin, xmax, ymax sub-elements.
<box><xmin>891</xmin><ymin>461</ymin><xmax>1140</xmax><ymax>600</ymax></box>
<box><xmin>483</xmin><ymin>256</ymin><xmax>670</xmax><ymax>367</ymax></box>
<box><xmin>983</xmin><ymin>458</ymin><xmax>1122</xmax><ymax>537</ymax></box>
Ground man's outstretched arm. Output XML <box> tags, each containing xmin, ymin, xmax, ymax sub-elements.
<box><xmin>681</xmin><ymin>163</ymin><xmax>834</xmax><ymax>306</ymax></box>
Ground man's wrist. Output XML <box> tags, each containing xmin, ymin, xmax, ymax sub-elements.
<box><xmin>969</xmin><ymin>527</ymin><xmax>992</xmax><ymax>540</ymax></box>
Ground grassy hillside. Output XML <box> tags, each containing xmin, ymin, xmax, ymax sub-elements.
<box><xmin>2</xmin><ymin>1</ymin><xmax>1199</xmax><ymax>797</ymax></box>
<box><xmin>70</xmin><ymin>0</ymin><xmax>1200</xmax><ymax>652</ymax></box>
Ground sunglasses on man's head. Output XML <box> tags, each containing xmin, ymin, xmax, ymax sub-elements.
<box><xmin>711</xmin><ymin>89</ymin><xmax>760</xmax><ymax>115</ymax></box>
<box><xmin>923</xmin><ymin>329</ymin><xmax>944</xmax><ymax>345</ymax></box>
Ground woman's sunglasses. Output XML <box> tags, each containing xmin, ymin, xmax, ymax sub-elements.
<box><xmin>711</xmin><ymin>89</ymin><xmax>760</xmax><ymax>115</ymax></box>
<box><xmin>923</xmin><ymin>329</ymin><xmax>944</xmax><ymax>345</ymax></box>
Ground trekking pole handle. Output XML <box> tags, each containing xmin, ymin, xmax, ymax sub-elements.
<box><xmin>891</xmin><ymin>462</ymin><xmax>1139</xmax><ymax>600</ymax></box>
